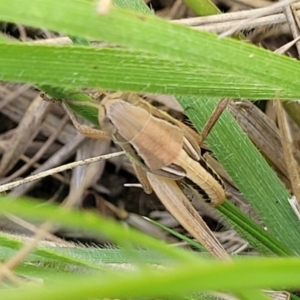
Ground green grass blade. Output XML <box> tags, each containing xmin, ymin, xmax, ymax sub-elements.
<box><xmin>218</xmin><ymin>201</ymin><xmax>293</xmax><ymax>256</ymax></box>
<box><xmin>1</xmin><ymin>246</ymin><xmax>170</xmax><ymax>266</ymax></box>
<box><xmin>0</xmin><ymin>232</ymin><xmax>103</xmax><ymax>270</ymax></box>
<box><xmin>183</xmin><ymin>0</ymin><xmax>220</xmax><ymax>15</ymax></box>
<box><xmin>177</xmin><ymin>96</ymin><xmax>300</xmax><ymax>253</ymax></box>
<box><xmin>1</xmin><ymin>1</ymin><xmax>300</xmax><ymax>99</ymax></box>
<box><xmin>0</xmin><ymin>196</ymin><xmax>207</xmax><ymax>264</ymax></box>
<box><xmin>2</xmin><ymin>256</ymin><xmax>300</xmax><ymax>299</ymax></box>
<box><xmin>0</xmin><ymin>42</ymin><xmax>286</xmax><ymax>99</ymax></box>
<box><xmin>146</xmin><ymin>218</ymin><xmax>207</xmax><ymax>251</ymax></box>
<box><xmin>113</xmin><ymin>0</ymin><xmax>151</xmax><ymax>14</ymax></box>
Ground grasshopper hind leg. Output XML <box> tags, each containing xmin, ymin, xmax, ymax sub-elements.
<box><xmin>180</xmin><ymin>178</ymin><xmax>212</xmax><ymax>204</ymax></box>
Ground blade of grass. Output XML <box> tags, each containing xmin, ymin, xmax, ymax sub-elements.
<box><xmin>1</xmin><ymin>1</ymin><xmax>300</xmax><ymax>99</ymax></box>
<box><xmin>0</xmin><ymin>196</ymin><xmax>210</xmax><ymax>264</ymax></box>
<box><xmin>183</xmin><ymin>0</ymin><xmax>220</xmax><ymax>16</ymax></box>
<box><xmin>177</xmin><ymin>96</ymin><xmax>300</xmax><ymax>254</ymax></box>
<box><xmin>0</xmin><ymin>232</ymin><xmax>103</xmax><ymax>270</ymax></box>
<box><xmin>113</xmin><ymin>0</ymin><xmax>151</xmax><ymax>14</ymax></box>
<box><xmin>2</xmin><ymin>256</ymin><xmax>300</xmax><ymax>299</ymax></box>
<box><xmin>218</xmin><ymin>201</ymin><xmax>293</xmax><ymax>256</ymax></box>
<box><xmin>0</xmin><ymin>42</ymin><xmax>289</xmax><ymax>99</ymax></box>
<box><xmin>0</xmin><ymin>245</ymin><xmax>170</xmax><ymax>266</ymax></box>
<box><xmin>145</xmin><ymin>217</ymin><xmax>207</xmax><ymax>252</ymax></box>
<box><xmin>0</xmin><ymin>193</ymin><xmax>294</xmax><ymax>261</ymax></box>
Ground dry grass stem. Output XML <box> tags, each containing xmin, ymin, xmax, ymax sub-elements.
<box><xmin>276</xmin><ymin>100</ymin><xmax>300</xmax><ymax>204</ymax></box>
<box><xmin>174</xmin><ymin>1</ymin><xmax>300</xmax><ymax>34</ymax></box>
<box><xmin>9</xmin><ymin>134</ymin><xmax>86</xmax><ymax>197</ymax></box>
<box><xmin>0</xmin><ymin>151</ymin><xmax>124</xmax><ymax>193</ymax></box>
<box><xmin>219</xmin><ymin>0</ymin><xmax>298</xmax><ymax>37</ymax></box>
<box><xmin>275</xmin><ymin>35</ymin><xmax>300</xmax><ymax>54</ymax></box>
<box><xmin>0</xmin><ymin>115</ymin><xmax>69</xmax><ymax>185</ymax></box>
<box><xmin>282</xmin><ymin>3</ymin><xmax>300</xmax><ymax>54</ymax></box>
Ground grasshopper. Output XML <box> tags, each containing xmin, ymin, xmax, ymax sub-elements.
<box><xmin>60</xmin><ymin>92</ymin><xmax>230</xmax><ymax>259</ymax></box>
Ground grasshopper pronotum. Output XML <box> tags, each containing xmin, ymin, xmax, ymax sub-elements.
<box><xmin>60</xmin><ymin>92</ymin><xmax>230</xmax><ymax>259</ymax></box>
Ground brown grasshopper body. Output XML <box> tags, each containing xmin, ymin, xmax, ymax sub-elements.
<box><xmin>61</xmin><ymin>91</ymin><xmax>229</xmax><ymax>258</ymax></box>
<box><xmin>100</xmin><ymin>98</ymin><xmax>183</xmax><ymax>170</ymax></box>
<box><xmin>99</xmin><ymin>93</ymin><xmax>226</xmax><ymax>206</ymax></box>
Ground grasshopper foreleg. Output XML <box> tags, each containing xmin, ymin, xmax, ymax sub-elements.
<box><xmin>62</xmin><ymin>102</ymin><xmax>111</xmax><ymax>141</ymax></box>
